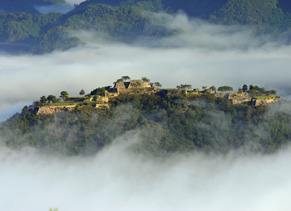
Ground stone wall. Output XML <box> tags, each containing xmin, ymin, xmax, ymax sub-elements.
<box><xmin>114</xmin><ymin>80</ymin><xmax>151</xmax><ymax>89</ymax></box>
<box><xmin>230</xmin><ymin>98</ymin><xmax>250</xmax><ymax>105</ymax></box>
<box><xmin>128</xmin><ymin>80</ymin><xmax>151</xmax><ymax>88</ymax></box>
<box><xmin>37</xmin><ymin>105</ymin><xmax>76</xmax><ymax>115</ymax></box>
<box><xmin>118</xmin><ymin>88</ymin><xmax>158</xmax><ymax>95</ymax></box>
<box><xmin>95</xmin><ymin>104</ymin><xmax>110</xmax><ymax>109</ymax></box>
<box><xmin>114</xmin><ymin>81</ymin><xmax>126</xmax><ymax>89</ymax></box>
<box><xmin>252</xmin><ymin>97</ymin><xmax>281</xmax><ymax>106</ymax></box>
<box><xmin>85</xmin><ymin>96</ymin><xmax>109</xmax><ymax>102</ymax></box>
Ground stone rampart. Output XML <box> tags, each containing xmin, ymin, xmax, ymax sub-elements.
<box><xmin>252</xmin><ymin>97</ymin><xmax>281</xmax><ymax>106</ymax></box>
<box><xmin>37</xmin><ymin>105</ymin><xmax>76</xmax><ymax>115</ymax></box>
<box><xmin>95</xmin><ymin>104</ymin><xmax>110</xmax><ymax>108</ymax></box>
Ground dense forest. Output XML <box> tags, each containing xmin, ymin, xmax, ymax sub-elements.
<box><xmin>0</xmin><ymin>0</ymin><xmax>291</xmax><ymax>53</ymax></box>
<box><xmin>1</xmin><ymin>93</ymin><xmax>290</xmax><ymax>156</ymax></box>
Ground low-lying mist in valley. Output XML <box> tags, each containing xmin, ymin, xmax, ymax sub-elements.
<box><xmin>1</xmin><ymin>136</ymin><xmax>291</xmax><ymax>211</ymax></box>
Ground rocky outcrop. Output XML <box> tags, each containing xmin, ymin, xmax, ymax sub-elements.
<box><xmin>37</xmin><ymin>105</ymin><xmax>76</xmax><ymax>115</ymax></box>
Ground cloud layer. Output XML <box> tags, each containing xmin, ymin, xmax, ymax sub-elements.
<box><xmin>1</xmin><ymin>136</ymin><xmax>291</xmax><ymax>211</ymax></box>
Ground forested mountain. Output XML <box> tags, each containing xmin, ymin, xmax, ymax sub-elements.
<box><xmin>210</xmin><ymin>0</ymin><xmax>291</xmax><ymax>34</ymax></box>
<box><xmin>0</xmin><ymin>0</ymin><xmax>290</xmax><ymax>53</ymax></box>
<box><xmin>1</xmin><ymin>93</ymin><xmax>290</xmax><ymax>156</ymax></box>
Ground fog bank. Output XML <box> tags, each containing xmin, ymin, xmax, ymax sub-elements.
<box><xmin>0</xmin><ymin>135</ymin><xmax>291</xmax><ymax>211</ymax></box>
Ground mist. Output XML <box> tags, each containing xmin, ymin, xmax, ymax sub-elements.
<box><xmin>35</xmin><ymin>3</ymin><xmax>73</xmax><ymax>14</ymax></box>
<box><xmin>1</xmin><ymin>134</ymin><xmax>291</xmax><ymax>211</ymax></box>
<box><xmin>34</xmin><ymin>0</ymin><xmax>85</xmax><ymax>14</ymax></box>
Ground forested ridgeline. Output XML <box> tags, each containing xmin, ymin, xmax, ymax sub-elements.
<box><xmin>1</xmin><ymin>94</ymin><xmax>291</xmax><ymax>156</ymax></box>
<box><xmin>0</xmin><ymin>0</ymin><xmax>291</xmax><ymax>54</ymax></box>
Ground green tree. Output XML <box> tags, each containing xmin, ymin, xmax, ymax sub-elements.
<box><xmin>40</xmin><ymin>96</ymin><xmax>47</xmax><ymax>105</ymax></box>
<box><xmin>218</xmin><ymin>86</ymin><xmax>233</xmax><ymax>92</ymax></box>
<box><xmin>47</xmin><ymin>95</ymin><xmax>57</xmax><ymax>103</ymax></box>
<box><xmin>242</xmin><ymin>84</ymin><xmax>248</xmax><ymax>92</ymax></box>
<box><xmin>142</xmin><ymin>77</ymin><xmax>150</xmax><ymax>82</ymax></box>
<box><xmin>209</xmin><ymin>86</ymin><xmax>216</xmax><ymax>93</ymax></box>
<box><xmin>122</xmin><ymin>76</ymin><xmax>131</xmax><ymax>82</ymax></box>
<box><xmin>154</xmin><ymin>82</ymin><xmax>162</xmax><ymax>88</ymax></box>
<box><xmin>79</xmin><ymin>89</ymin><xmax>85</xmax><ymax>96</ymax></box>
<box><xmin>177</xmin><ymin>84</ymin><xmax>192</xmax><ymax>90</ymax></box>
<box><xmin>60</xmin><ymin>91</ymin><xmax>69</xmax><ymax>102</ymax></box>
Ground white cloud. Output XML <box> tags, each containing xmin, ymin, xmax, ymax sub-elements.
<box><xmin>34</xmin><ymin>4</ymin><xmax>73</xmax><ymax>14</ymax></box>
<box><xmin>0</xmin><ymin>136</ymin><xmax>291</xmax><ymax>211</ymax></box>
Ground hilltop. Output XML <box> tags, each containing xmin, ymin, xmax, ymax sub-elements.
<box><xmin>1</xmin><ymin>77</ymin><xmax>288</xmax><ymax>156</ymax></box>
<box><xmin>31</xmin><ymin>77</ymin><xmax>280</xmax><ymax>116</ymax></box>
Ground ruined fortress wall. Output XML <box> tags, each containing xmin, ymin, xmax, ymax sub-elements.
<box><xmin>114</xmin><ymin>82</ymin><xmax>126</xmax><ymax>89</ymax></box>
<box><xmin>214</xmin><ymin>93</ymin><xmax>228</xmax><ymax>98</ymax></box>
<box><xmin>253</xmin><ymin>98</ymin><xmax>281</xmax><ymax>106</ymax></box>
<box><xmin>118</xmin><ymin>88</ymin><xmax>158</xmax><ymax>95</ymax></box>
<box><xmin>128</xmin><ymin>80</ymin><xmax>151</xmax><ymax>88</ymax></box>
<box><xmin>37</xmin><ymin>105</ymin><xmax>76</xmax><ymax>115</ymax></box>
<box><xmin>95</xmin><ymin>104</ymin><xmax>110</xmax><ymax>108</ymax></box>
<box><xmin>230</xmin><ymin>98</ymin><xmax>250</xmax><ymax>105</ymax></box>
<box><xmin>86</xmin><ymin>96</ymin><xmax>109</xmax><ymax>102</ymax></box>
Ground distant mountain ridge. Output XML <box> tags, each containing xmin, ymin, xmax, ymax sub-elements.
<box><xmin>0</xmin><ymin>0</ymin><xmax>290</xmax><ymax>54</ymax></box>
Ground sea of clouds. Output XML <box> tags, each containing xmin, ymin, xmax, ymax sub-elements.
<box><xmin>1</xmin><ymin>135</ymin><xmax>291</xmax><ymax>211</ymax></box>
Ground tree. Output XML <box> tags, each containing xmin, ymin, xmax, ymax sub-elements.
<box><xmin>217</xmin><ymin>86</ymin><xmax>233</xmax><ymax>92</ymax></box>
<box><xmin>154</xmin><ymin>82</ymin><xmax>162</xmax><ymax>88</ymax></box>
<box><xmin>33</xmin><ymin>101</ymin><xmax>40</xmax><ymax>107</ymax></box>
<box><xmin>90</xmin><ymin>87</ymin><xmax>106</xmax><ymax>96</ymax></box>
<box><xmin>93</xmin><ymin>95</ymin><xmax>98</xmax><ymax>101</ymax></box>
<box><xmin>209</xmin><ymin>86</ymin><xmax>216</xmax><ymax>93</ymax></box>
<box><xmin>60</xmin><ymin>91</ymin><xmax>69</xmax><ymax>102</ymax></box>
<box><xmin>47</xmin><ymin>95</ymin><xmax>57</xmax><ymax>103</ymax></box>
<box><xmin>202</xmin><ymin>86</ymin><xmax>207</xmax><ymax>90</ymax></box>
<box><xmin>79</xmin><ymin>89</ymin><xmax>85</xmax><ymax>96</ymax></box>
<box><xmin>177</xmin><ymin>84</ymin><xmax>192</xmax><ymax>90</ymax></box>
<box><xmin>122</xmin><ymin>76</ymin><xmax>131</xmax><ymax>82</ymax></box>
<box><xmin>141</xmin><ymin>77</ymin><xmax>150</xmax><ymax>83</ymax></box>
<box><xmin>266</xmin><ymin>90</ymin><xmax>277</xmax><ymax>96</ymax></box>
<box><xmin>242</xmin><ymin>84</ymin><xmax>248</xmax><ymax>92</ymax></box>
<box><xmin>40</xmin><ymin>96</ymin><xmax>47</xmax><ymax>105</ymax></box>
<box><xmin>116</xmin><ymin>78</ymin><xmax>123</xmax><ymax>83</ymax></box>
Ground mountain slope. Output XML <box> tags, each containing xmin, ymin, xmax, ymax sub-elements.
<box><xmin>0</xmin><ymin>0</ymin><xmax>291</xmax><ymax>54</ymax></box>
<box><xmin>209</xmin><ymin>0</ymin><xmax>290</xmax><ymax>34</ymax></box>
